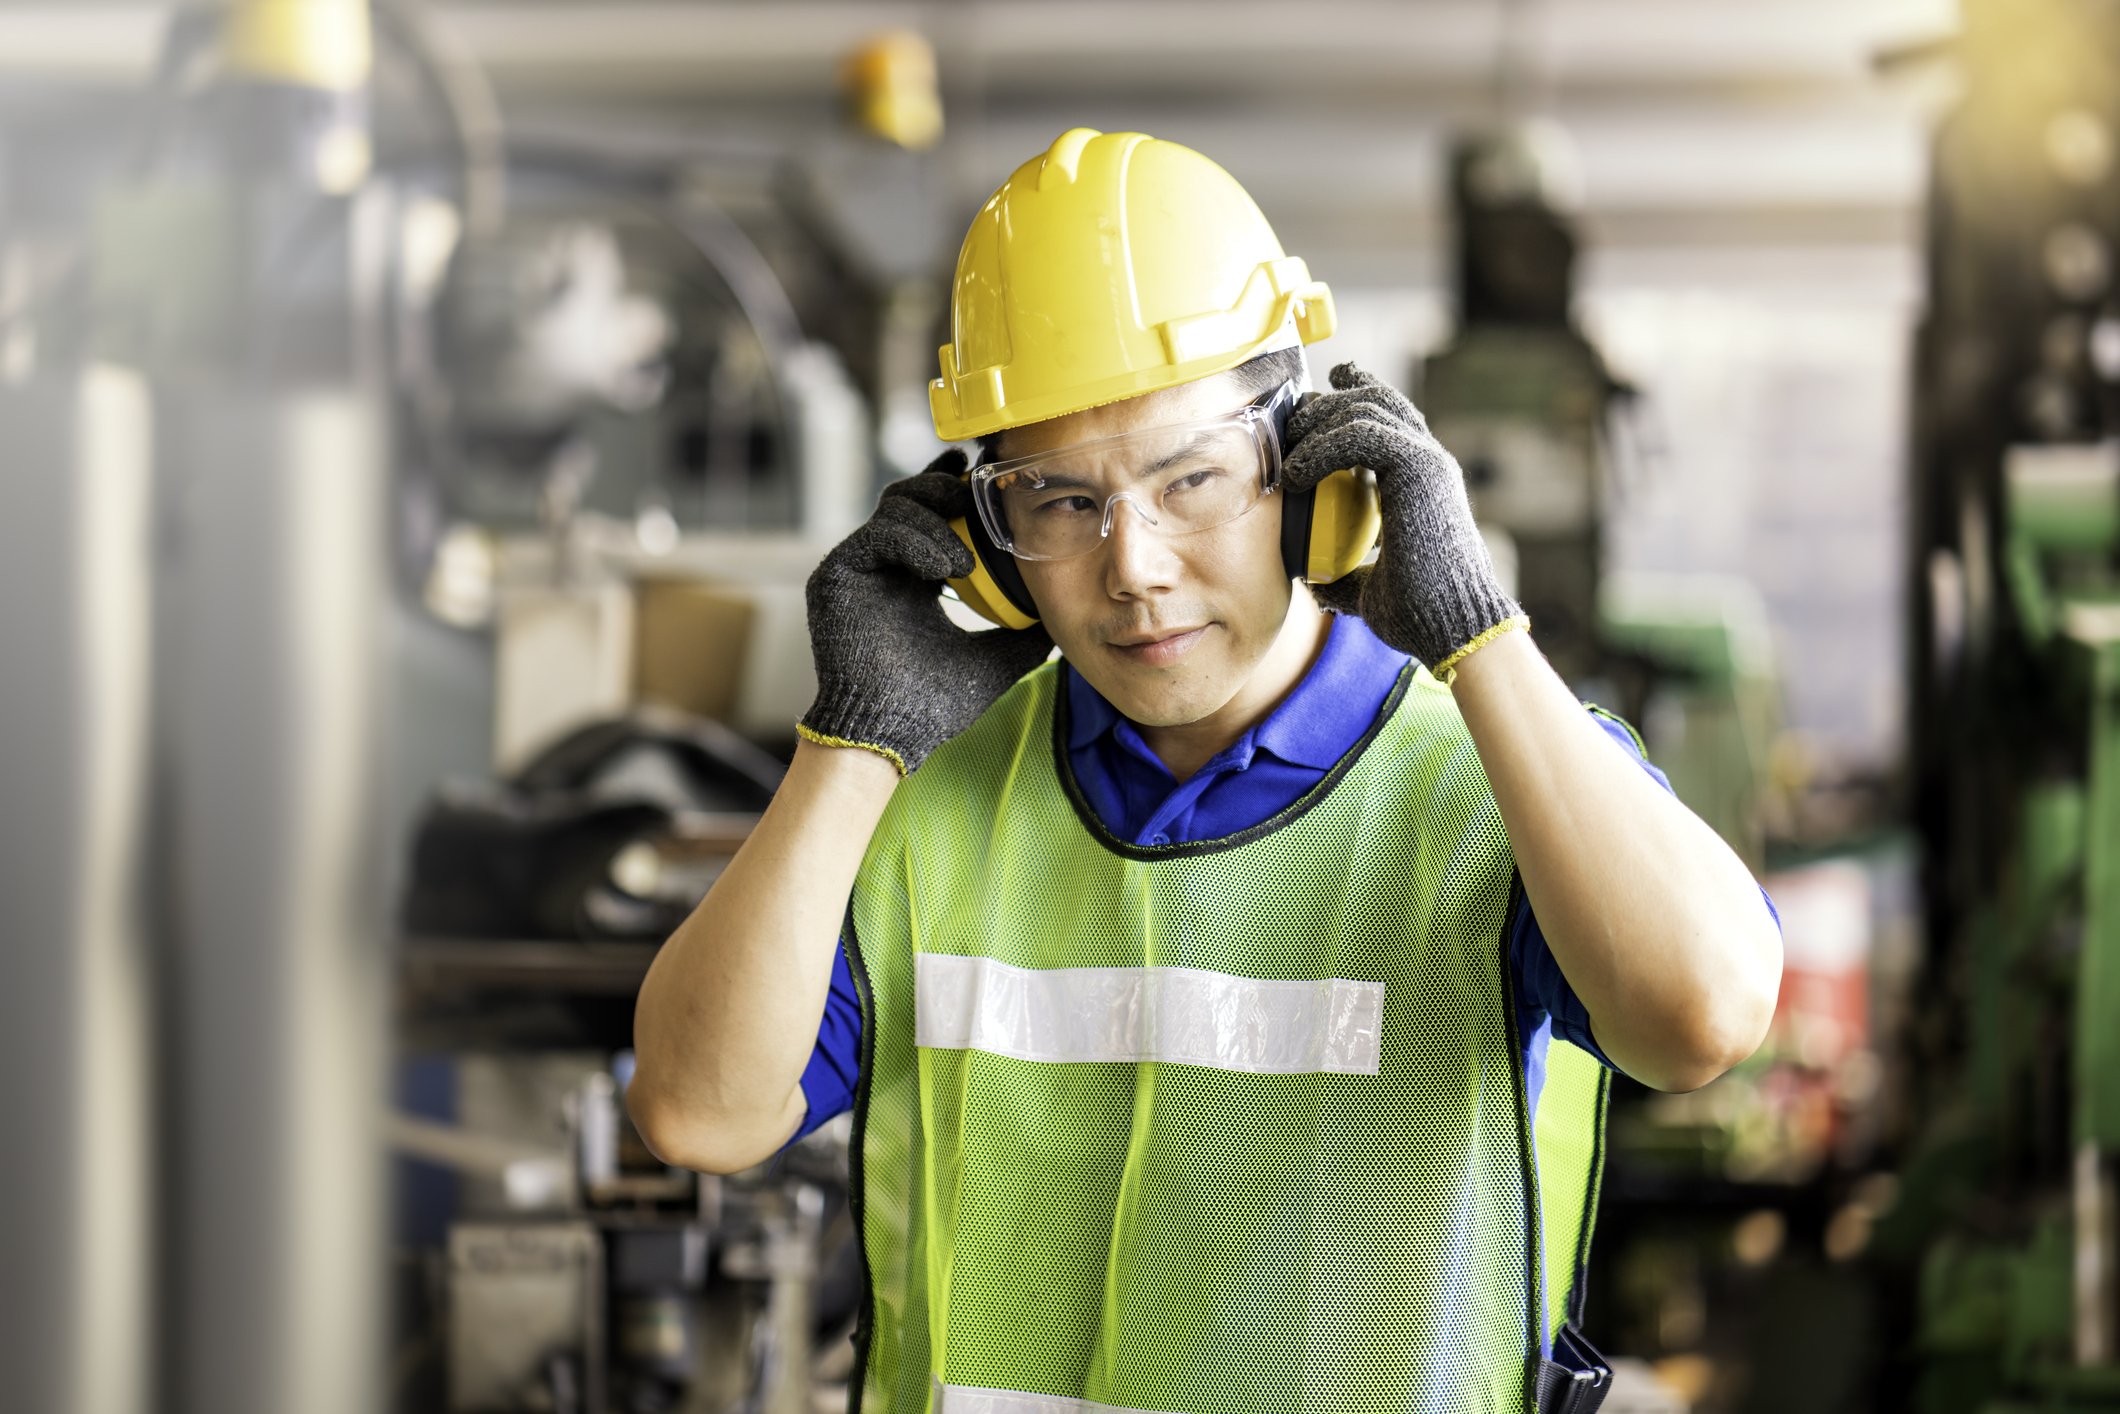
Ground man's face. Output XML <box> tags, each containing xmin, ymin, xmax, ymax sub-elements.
<box><xmin>1001</xmin><ymin>372</ymin><xmax>1297</xmax><ymax>728</ymax></box>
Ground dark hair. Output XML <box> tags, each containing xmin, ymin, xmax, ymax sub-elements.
<box><xmin>971</xmin><ymin>344</ymin><xmax>1309</xmax><ymax>466</ymax></box>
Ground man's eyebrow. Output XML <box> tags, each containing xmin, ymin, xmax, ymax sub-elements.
<box><xmin>1139</xmin><ymin>431</ymin><xmax>1221</xmax><ymax>478</ymax></box>
<box><xmin>1023</xmin><ymin>469</ymin><xmax>1096</xmax><ymax>491</ymax></box>
<box><xmin>1015</xmin><ymin>429</ymin><xmax>1221</xmax><ymax>489</ymax></box>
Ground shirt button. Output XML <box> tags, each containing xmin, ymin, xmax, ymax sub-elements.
<box><xmin>1150</xmin><ymin>833</ymin><xmax>1170</xmax><ymax>846</ymax></box>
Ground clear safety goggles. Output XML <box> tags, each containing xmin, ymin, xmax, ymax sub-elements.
<box><xmin>969</xmin><ymin>381</ymin><xmax>1300</xmax><ymax>562</ymax></box>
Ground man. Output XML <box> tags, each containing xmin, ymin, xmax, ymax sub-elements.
<box><xmin>630</xmin><ymin>128</ymin><xmax>1781</xmax><ymax>1414</ymax></box>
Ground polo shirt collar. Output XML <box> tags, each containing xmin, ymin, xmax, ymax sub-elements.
<box><xmin>1254</xmin><ymin>612</ymin><xmax>1407</xmax><ymax>768</ymax></box>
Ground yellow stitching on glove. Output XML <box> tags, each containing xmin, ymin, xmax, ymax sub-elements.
<box><xmin>1432</xmin><ymin>614</ymin><xmax>1530</xmax><ymax>686</ymax></box>
<box><xmin>795</xmin><ymin>722</ymin><xmax>909</xmax><ymax>778</ymax></box>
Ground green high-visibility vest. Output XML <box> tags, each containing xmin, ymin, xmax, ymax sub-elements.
<box><xmin>846</xmin><ymin>659</ymin><xmax>1610</xmax><ymax>1414</ymax></box>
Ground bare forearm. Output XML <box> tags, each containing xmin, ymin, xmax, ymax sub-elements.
<box><xmin>629</xmin><ymin>741</ymin><xmax>899</xmax><ymax>1171</ymax></box>
<box><xmin>1449</xmin><ymin>631</ymin><xmax>1781</xmax><ymax>1091</ymax></box>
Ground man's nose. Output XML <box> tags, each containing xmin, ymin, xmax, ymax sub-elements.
<box><xmin>1100</xmin><ymin>494</ymin><xmax>1179</xmax><ymax>598</ymax></box>
<box><xmin>1097</xmin><ymin>491</ymin><xmax>1160</xmax><ymax>540</ymax></box>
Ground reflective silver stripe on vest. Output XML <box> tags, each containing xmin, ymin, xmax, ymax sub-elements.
<box><xmin>913</xmin><ymin>954</ymin><xmax>1385</xmax><ymax>1075</ymax></box>
<box><xmin>933</xmin><ymin>1380</ymin><xmax>1180</xmax><ymax>1414</ymax></box>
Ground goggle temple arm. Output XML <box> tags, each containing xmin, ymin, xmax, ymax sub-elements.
<box><xmin>1254</xmin><ymin>379</ymin><xmax>1303</xmax><ymax>483</ymax></box>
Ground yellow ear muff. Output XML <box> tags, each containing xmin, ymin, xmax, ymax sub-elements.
<box><xmin>1303</xmin><ymin>467</ymin><xmax>1382</xmax><ymax>584</ymax></box>
<box><xmin>946</xmin><ymin>517</ymin><xmax>1040</xmax><ymax>629</ymax></box>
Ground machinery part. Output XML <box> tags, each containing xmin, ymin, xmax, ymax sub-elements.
<box><xmin>2076</xmin><ymin>634</ymin><xmax>2120</xmax><ymax>1337</ymax></box>
<box><xmin>1598</xmin><ymin>572</ymin><xmax>1779</xmax><ymax>872</ymax></box>
<box><xmin>161</xmin><ymin>383</ymin><xmax>393</xmax><ymax>1414</ymax></box>
<box><xmin>1449</xmin><ymin>123</ymin><xmax>1585</xmax><ymax>326</ymax></box>
<box><xmin>67</xmin><ymin>8</ymin><xmax>404</xmax><ymax>1414</ymax></box>
<box><xmin>1420</xmin><ymin>124</ymin><xmax>1623</xmax><ymax>687</ymax></box>
<box><xmin>929</xmin><ymin>127</ymin><xmax>1336</xmax><ymax>443</ymax></box>
<box><xmin>371</xmin><ymin>0</ymin><xmax>507</xmax><ymax>237</ymax></box>
<box><xmin>2078</xmin><ymin>1145</ymin><xmax>2116</xmax><ymax>1368</ymax></box>
<box><xmin>403</xmin><ymin>154</ymin><xmax>824</xmax><ymax>557</ymax></box>
<box><xmin>0</xmin><ymin>367</ymin><xmax>156</xmax><ymax>1414</ymax></box>
<box><xmin>390</xmin><ymin>1114</ymin><xmax>574</xmax><ymax>1211</ymax></box>
<box><xmin>435</xmin><ymin>219</ymin><xmax>674</xmax><ymax>448</ymax></box>
<box><xmin>447</xmin><ymin>1222</ymin><xmax>606</xmax><ymax>1414</ymax></box>
<box><xmin>402</xmin><ymin>708</ymin><xmax>779</xmax><ymax>941</ymax></box>
<box><xmin>510</xmin><ymin>707</ymin><xmax>785</xmax><ymax>807</ymax></box>
<box><xmin>402</xmin><ymin>789</ymin><xmax>679</xmax><ymax>940</ymax></box>
<box><xmin>754</xmin><ymin>1186</ymin><xmax>825</xmax><ymax>1414</ymax></box>
<box><xmin>610</xmin><ymin>1225</ymin><xmax>712</xmax><ymax>1403</ymax></box>
<box><xmin>1898</xmin><ymin>2</ymin><xmax>2120</xmax><ymax>1404</ymax></box>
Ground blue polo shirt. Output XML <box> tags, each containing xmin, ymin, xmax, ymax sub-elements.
<box><xmin>786</xmin><ymin>612</ymin><xmax>1671</xmax><ymax>1147</ymax></box>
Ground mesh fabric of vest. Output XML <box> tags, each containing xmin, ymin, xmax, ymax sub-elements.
<box><xmin>846</xmin><ymin>658</ymin><xmax>1608</xmax><ymax>1414</ymax></box>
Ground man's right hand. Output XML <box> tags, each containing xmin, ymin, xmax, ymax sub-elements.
<box><xmin>799</xmin><ymin>449</ymin><xmax>1054</xmax><ymax>774</ymax></box>
<box><xmin>633</xmin><ymin>452</ymin><xmax>1049</xmax><ymax>1174</ymax></box>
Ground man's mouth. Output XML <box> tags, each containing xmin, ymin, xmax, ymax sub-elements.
<box><xmin>1107</xmin><ymin>626</ymin><xmax>1209</xmax><ymax>667</ymax></box>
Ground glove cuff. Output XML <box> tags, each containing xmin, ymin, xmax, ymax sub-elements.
<box><xmin>799</xmin><ymin>683</ymin><xmax>924</xmax><ymax>776</ymax></box>
<box><xmin>1430</xmin><ymin>613</ymin><xmax>1531</xmax><ymax>684</ymax></box>
<box><xmin>1411</xmin><ymin>575</ymin><xmax>1523</xmax><ymax>675</ymax></box>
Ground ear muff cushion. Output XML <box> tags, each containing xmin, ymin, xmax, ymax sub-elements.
<box><xmin>959</xmin><ymin>486</ymin><xmax>1042</xmax><ymax>623</ymax></box>
<box><xmin>1279</xmin><ymin>482</ymin><xmax>1317</xmax><ymax>582</ymax></box>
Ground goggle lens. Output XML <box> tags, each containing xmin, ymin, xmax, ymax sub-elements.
<box><xmin>970</xmin><ymin>384</ymin><xmax>1296</xmax><ymax>562</ymax></box>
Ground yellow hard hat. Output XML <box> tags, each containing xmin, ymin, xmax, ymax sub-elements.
<box><xmin>930</xmin><ymin>128</ymin><xmax>1338</xmax><ymax>443</ymax></box>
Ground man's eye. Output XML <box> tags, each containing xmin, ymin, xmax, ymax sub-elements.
<box><xmin>1033</xmin><ymin>494</ymin><xmax>1098</xmax><ymax>516</ymax></box>
<box><xmin>1165</xmin><ymin>467</ymin><xmax>1226</xmax><ymax>496</ymax></box>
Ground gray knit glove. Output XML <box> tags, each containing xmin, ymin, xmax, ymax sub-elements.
<box><xmin>799</xmin><ymin>450</ymin><xmax>1054</xmax><ymax>774</ymax></box>
<box><xmin>1280</xmin><ymin>362</ymin><xmax>1522</xmax><ymax>673</ymax></box>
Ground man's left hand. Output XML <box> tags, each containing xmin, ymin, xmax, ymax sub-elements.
<box><xmin>1280</xmin><ymin>362</ymin><xmax>1520</xmax><ymax>672</ymax></box>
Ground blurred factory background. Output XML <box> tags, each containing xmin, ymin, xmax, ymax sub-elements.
<box><xmin>2</xmin><ymin>0</ymin><xmax>2117</xmax><ymax>1411</ymax></box>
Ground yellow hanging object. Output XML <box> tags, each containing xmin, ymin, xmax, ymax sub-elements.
<box><xmin>930</xmin><ymin>128</ymin><xmax>1338</xmax><ymax>444</ymax></box>
<box><xmin>842</xmin><ymin>31</ymin><xmax>944</xmax><ymax>152</ymax></box>
<box><xmin>223</xmin><ymin>0</ymin><xmax>373</xmax><ymax>93</ymax></box>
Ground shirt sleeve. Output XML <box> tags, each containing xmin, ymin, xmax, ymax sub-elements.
<box><xmin>779</xmin><ymin>937</ymin><xmax>864</xmax><ymax>1149</ymax></box>
<box><xmin>1506</xmin><ymin>711</ymin><xmax>1676</xmax><ymax>1070</ymax></box>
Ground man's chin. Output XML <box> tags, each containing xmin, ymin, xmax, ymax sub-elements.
<box><xmin>1063</xmin><ymin>637</ymin><xmax>1249</xmax><ymax>727</ymax></box>
<box><xmin>1091</xmin><ymin>676</ymin><xmax>1232</xmax><ymax>730</ymax></box>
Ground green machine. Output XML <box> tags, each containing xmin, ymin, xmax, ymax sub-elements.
<box><xmin>1420</xmin><ymin>125</ymin><xmax>1777</xmax><ymax>871</ymax></box>
<box><xmin>1899</xmin><ymin>441</ymin><xmax>2120</xmax><ymax>1411</ymax></box>
<box><xmin>1420</xmin><ymin>124</ymin><xmax>1621</xmax><ymax>690</ymax></box>
<box><xmin>1896</xmin><ymin>0</ymin><xmax>2120</xmax><ymax>1406</ymax></box>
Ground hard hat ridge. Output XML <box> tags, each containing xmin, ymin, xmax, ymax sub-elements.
<box><xmin>930</xmin><ymin>127</ymin><xmax>1337</xmax><ymax>443</ymax></box>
